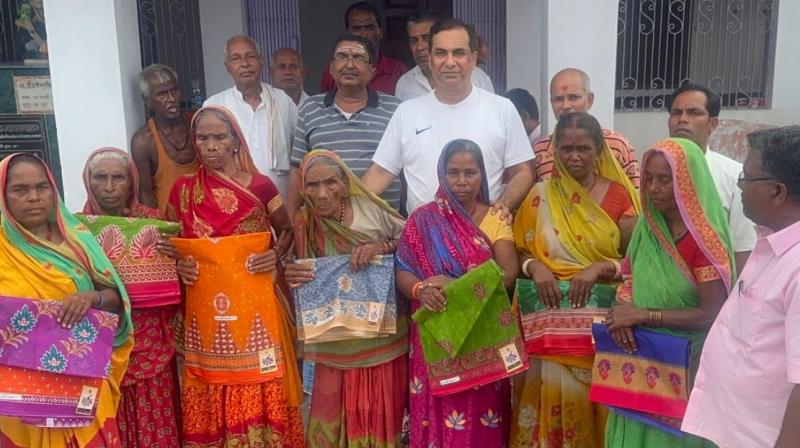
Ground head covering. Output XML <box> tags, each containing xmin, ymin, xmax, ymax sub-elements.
<box><xmin>167</xmin><ymin>105</ymin><xmax>267</xmax><ymax>237</ymax></box>
<box><xmin>82</xmin><ymin>146</ymin><xmax>160</xmax><ymax>218</ymax></box>
<box><xmin>294</xmin><ymin>149</ymin><xmax>403</xmax><ymax>258</ymax></box>
<box><xmin>514</xmin><ymin>130</ymin><xmax>640</xmax><ymax>279</ymax></box>
<box><xmin>0</xmin><ymin>153</ymin><xmax>132</xmax><ymax>347</ymax></box>
<box><xmin>396</xmin><ymin>139</ymin><xmax>493</xmax><ymax>279</ymax></box>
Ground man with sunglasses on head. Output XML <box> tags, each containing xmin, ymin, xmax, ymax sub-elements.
<box><xmin>666</xmin><ymin>83</ymin><xmax>757</xmax><ymax>273</ymax></box>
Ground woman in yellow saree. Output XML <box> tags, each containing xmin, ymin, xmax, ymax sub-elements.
<box><xmin>0</xmin><ymin>153</ymin><xmax>133</xmax><ymax>448</ymax></box>
<box><xmin>510</xmin><ymin>112</ymin><xmax>640</xmax><ymax>448</ymax></box>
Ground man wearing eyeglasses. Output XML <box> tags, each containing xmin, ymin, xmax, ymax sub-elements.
<box><xmin>667</xmin><ymin>83</ymin><xmax>757</xmax><ymax>274</ymax></box>
<box><xmin>287</xmin><ymin>34</ymin><xmax>403</xmax><ymax>216</ymax></box>
<box><xmin>319</xmin><ymin>1</ymin><xmax>407</xmax><ymax>96</ymax></box>
<box><xmin>204</xmin><ymin>35</ymin><xmax>298</xmax><ymax>197</ymax></box>
<box><xmin>682</xmin><ymin>126</ymin><xmax>800</xmax><ymax>448</ymax></box>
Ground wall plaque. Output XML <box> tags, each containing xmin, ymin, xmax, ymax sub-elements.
<box><xmin>13</xmin><ymin>75</ymin><xmax>53</xmax><ymax>114</ymax></box>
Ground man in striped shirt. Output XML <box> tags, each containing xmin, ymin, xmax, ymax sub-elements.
<box><xmin>287</xmin><ymin>34</ymin><xmax>402</xmax><ymax>215</ymax></box>
<box><xmin>534</xmin><ymin>68</ymin><xmax>640</xmax><ymax>187</ymax></box>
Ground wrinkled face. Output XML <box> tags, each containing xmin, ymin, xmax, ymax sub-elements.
<box><xmin>556</xmin><ymin>128</ymin><xmax>599</xmax><ymax>181</ymax></box>
<box><xmin>330</xmin><ymin>40</ymin><xmax>374</xmax><ymax>89</ymax></box>
<box><xmin>347</xmin><ymin>9</ymin><xmax>382</xmax><ymax>47</ymax></box>
<box><xmin>668</xmin><ymin>91</ymin><xmax>718</xmax><ymax>149</ymax></box>
<box><xmin>739</xmin><ymin>149</ymin><xmax>777</xmax><ymax>225</ymax></box>
<box><xmin>195</xmin><ymin>114</ymin><xmax>238</xmax><ymax>171</ymax></box>
<box><xmin>550</xmin><ymin>72</ymin><xmax>594</xmax><ymax>118</ymax></box>
<box><xmin>430</xmin><ymin>28</ymin><xmax>477</xmax><ymax>92</ymax></box>
<box><xmin>89</xmin><ymin>157</ymin><xmax>131</xmax><ymax>215</ymax></box>
<box><xmin>146</xmin><ymin>75</ymin><xmax>181</xmax><ymax>120</ymax></box>
<box><xmin>225</xmin><ymin>38</ymin><xmax>263</xmax><ymax>88</ymax></box>
<box><xmin>408</xmin><ymin>21</ymin><xmax>434</xmax><ymax>71</ymax></box>
<box><xmin>642</xmin><ymin>152</ymin><xmax>677</xmax><ymax>215</ymax></box>
<box><xmin>4</xmin><ymin>160</ymin><xmax>55</xmax><ymax>231</ymax></box>
<box><xmin>445</xmin><ymin>151</ymin><xmax>482</xmax><ymax>204</ymax></box>
<box><xmin>304</xmin><ymin>162</ymin><xmax>347</xmax><ymax>218</ymax></box>
<box><xmin>270</xmin><ymin>52</ymin><xmax>305</xmax><ymax>91</ymax></box>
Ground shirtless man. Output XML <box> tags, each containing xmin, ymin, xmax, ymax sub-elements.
<box><xmin>131</xmin><ymin>64</ymin><xmax>198</xmax><ymax>211</ymax></box>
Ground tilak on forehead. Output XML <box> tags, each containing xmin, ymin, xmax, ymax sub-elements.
<box><xmin>336</xmin><ymin>43</ymin><xmax>368</xmax><ymax>54</ymax></box>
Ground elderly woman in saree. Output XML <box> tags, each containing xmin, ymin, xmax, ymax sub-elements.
<box><xmin>0</xmin><ymin>153</ymin><xmax>133</xmax><ymax>448</ymax></box>
<box><xmin>81</xmin><ymin>147</ymin><xmax>181</xmax><ymax>447</ymax></box>
<box><xmin>509</xmin><ymin>112</ymin><xmax>640</xmax><ymax>448</ymax></box>
<box><xmin>603</xmin><ymin>138</ymin><xmax>734</xmax><ymax>447</ymax></box>
<box><xmin>395</xmin><ymin>139</ymin><xmax>520</xmax><ymax>448</ymax></box>
<box><xmin>283</xmin><ymin>149</ymin><xmax>407</xmax><ymax>447</ymax></box>
<box><xmin>167</xmin><ymin>105</ymin><xmax>304</xmax><ymax>447</ymax></box>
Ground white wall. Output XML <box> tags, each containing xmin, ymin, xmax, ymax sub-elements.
<box><xmin>505</xmin><ymin>0</ymin><xmax>619</xmax><ymax>135</ymax></box>
<box><xmin>199</xmin><ymin>0</ymin><xmax>245</xmax><ymax>97</ymax></box>
<box><xmin>45</xmin><ymin>0</ymin><xmax>143</xmax><ymax>211</ymax></box>
<box><xmin>506</xmin><ymin>0</ymin><xmax>548</xmax><ymax>128</ymax></box>
<box><xmin>615</xmin><ymin>0</ymin><xmax>800</xmax><ymax>154</ymax></box>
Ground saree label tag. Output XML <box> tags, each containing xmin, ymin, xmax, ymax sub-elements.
<box><xmin>75</xmin><ymin>386</ymin><xmax>99</xmax><ymax>415</ymax></box>
<box><xmin>368</xmin><ymin>303</ymin><xmax>383</xmax><ymax>326</ymax></box>
<box><xmin>440</xmin><ymin>376</ymin><xmax>462</xmax><ymax>386</ymax></box>
<box><xmin>499</xmin><ymin>343</ymin><xmax>523</xmax><ymax>373</ymax></box>
<box><xmin>259</xmin><ymin>348</ymin><xmax>278</xmax><ymax>374</ymax></box>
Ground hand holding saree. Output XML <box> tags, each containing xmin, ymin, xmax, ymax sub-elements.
<box><xmin>167</xmin><ymin>106</ymin><xmax>303</xmax><ymax>448</ymax></box>
<box><xmin>603</xmin><ymin>138</ymin><xmax>735</xmax><ymax>448</ymax></box>
<box><xmin>294</xmin><ymin>149</ymin><xmax>408</xmax><ymax>448</ymax></box>
<box><xmin>510</xmin><ymin>137</ymin><xmax>640</xmax><ymax>448</ymax></box>
<box><xmin>0</xmin><ymin>153</ymin><xmax>133</xmax><ymax>448</ymax></box>
<box><xmin>397</xmin><ymin>142</ymin><xmax>514</xmax><ymax>448</ymax></box>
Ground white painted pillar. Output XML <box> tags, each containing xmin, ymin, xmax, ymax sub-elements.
<box><xmin>199</xmin><ymin>0</ymin><xmax>245</xmax><ymax>97</ymax></box>
<box><xmin>507</xmin><ymin>0</ymin><xmax>619</xmax><ymax>134</ymax></box>
<box><xmin>44</xmin><ymin>0</ymin><xmax>143</xmax><ymax>211</ymax></box>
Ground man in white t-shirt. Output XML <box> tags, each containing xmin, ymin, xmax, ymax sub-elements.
<box><xmin>362</xmin><ymin>18</ymin><xmax>534</xmax><ymax>215</ymax></box>
<box><xmin>395</xmin><ymin>12</ymin><xmax>494</xmax><ymax>102</ymax></box>
<box><xmin>204</xmin><ymin>35</ymin><xmax>297</xmax><ymax>197</ymax></box>
<box><xmin>667</xmin><ymin>83</ymin><xmax>757</xmax><ymax>273</ymax></box>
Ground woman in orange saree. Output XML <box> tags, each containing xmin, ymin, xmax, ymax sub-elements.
<box><xmin>167</xmin><ymin>106</ymin><xmax>304</xmax><ymax>447</ymax></box>
<box><xmin>0</xmin><ymin>153</ymin><xmax>133</xmax><ymax>448</ymax></box>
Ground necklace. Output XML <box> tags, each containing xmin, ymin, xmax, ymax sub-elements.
<box><xmin>337</xmin><ymin>198</ymin><xmax>346</xmax><ymax>223</ymax></box>
<box><xmin>154</xmin><ymin>117</ymin><xmax>190</xmax><ymax>153</ymax></box>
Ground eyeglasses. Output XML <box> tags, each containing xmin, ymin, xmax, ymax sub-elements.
<box><xmin>737</xmin><ymin>171</ymin><xmax>777</xmax><ymax>186</ymax></box>
<box><xmin>333</xmin><ymin>52</ymin><xmax>369</xmax><ymax>65</ymax></box>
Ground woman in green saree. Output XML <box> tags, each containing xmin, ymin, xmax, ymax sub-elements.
<box><xmin>605</xmin><ymin>138</ymin><xmax>736</xmax><ymax>447</ymax></box>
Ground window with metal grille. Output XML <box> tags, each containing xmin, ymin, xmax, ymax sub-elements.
<box><xmin>615</xmin><ymin>0</ymin><xmax>779</xmax><ymax>112</ymax></box>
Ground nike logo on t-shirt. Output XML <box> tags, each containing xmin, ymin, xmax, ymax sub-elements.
<box><xmin>415</xmin><ymin>126</ymin><xmax>432</xmax><ymax>135</ymax></box>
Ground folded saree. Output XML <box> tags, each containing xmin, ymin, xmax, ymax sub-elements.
<box><xmin>412</xmin><ymin>260</ymin><xmax>528</xmax><ymax>396</ymax></box>
<box><xmin>0</xmin><ymin>295</ymin><xmax>118</xmax><ymax>427</ymax></box>
<box><xmin>589</xmin><ymin>323</ymin><xmax>691</xmax><ymax>435</ymax></box>
<box><xmin>78</xmin><ymin>215</ymin><xmax>181</xmax><ymax>308</ymax></box>
<box><xmin>294</xmin><ymin>254</ymin><xmax>397</xmax><ymax>343</ymax></box>
<box><xmin>171</xmin><ymin>232</ymin><xmax>290</xmax><ymax>385</ymax></box>
<box><xmin>516</xmin><ymin>279</ymin><xmax>616</xmax><ymax>356</ymax></box>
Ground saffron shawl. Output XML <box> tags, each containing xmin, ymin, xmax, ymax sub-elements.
<box><xmin>294</xmin><ymin>149</ymin><xmax>408</xmax><ymax>368</ymax></box>
<box><xmin>81</xmin><ymin>146</ymin><xmax>161</xmax><ymax>219</ymax></box>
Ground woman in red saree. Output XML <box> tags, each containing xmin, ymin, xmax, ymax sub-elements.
<box><xmin>167</xmin><ymin>106</ymin><xmax>304</xmax><ymax>447</ymax></box>
<box><xmin>81</xmin><ymin>147</ymin><xmax>181</xmax><ymax>447</ymax></box>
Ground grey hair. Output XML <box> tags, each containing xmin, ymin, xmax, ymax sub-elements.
<box><xmin>224</xmin><ymin>35</ymin><xmax>261</xmax><ymax>60</ymax></box>
<box><xmin>138</xmin><ymin>64</ymin><xmax>179</xmax><ymax>100</ymax></box>
<box><xmin>193</xmin><ymin>109</ymin><xmax>241</xmax><ymax>146</ymax></box>
<box><xmin>551</xmin><ymin>67</ymin><xmax>592</xmax><ymax>94</ymax></box>
<box><xmin>87</xmin><ymin>150</ymin><xmax>130</xmax><ymax>175</ymax></box>
<box><xmin>303</xmin><ymin>155</ymin><xmax>348</xmax><ymax>183</ymax></box>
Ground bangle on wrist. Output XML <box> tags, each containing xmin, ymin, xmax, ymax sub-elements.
<box><xmin>411</xmin><ymin>281</ymin><xmax>424</xmax><ymax>300</ymax></box>
<box><xmin>95</xmin><ymin>290</ymin><xmax>105</xmax><ymax>309</ymax></box>
<box><xmin>646</xmin><ymin>308</ymin><xmax>662</xmax><ymax>327</ymax></box>
<box><xmin>521</xmin><ymin>258</ymin><xmax>535</xmax><ymax>278</ymax></box>
<box><xmin>610</xmin><ymin>260</ymin><xmax>621</xmax><ymax>279</ymax></box>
